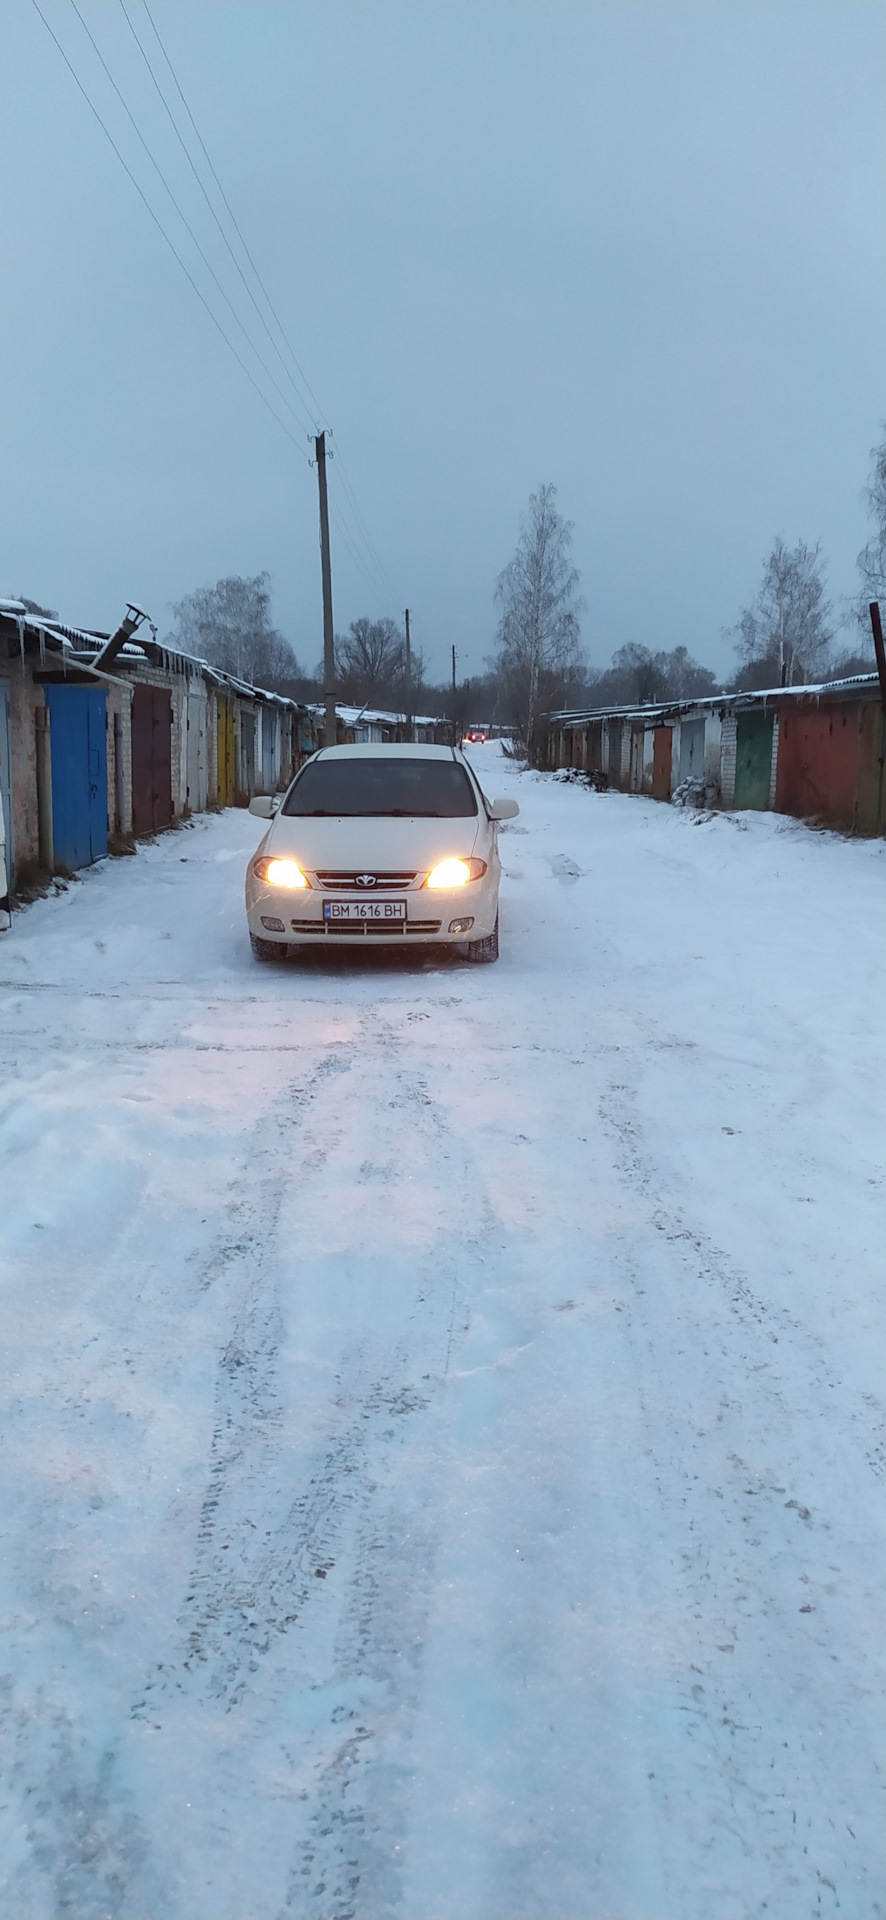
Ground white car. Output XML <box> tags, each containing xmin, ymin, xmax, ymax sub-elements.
<box><xmin>245</xmin><ymin>743</ymin><xmax>518</xmax><ymax>963</ymax></box>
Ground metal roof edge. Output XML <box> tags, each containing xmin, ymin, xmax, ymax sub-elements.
<box><xmin>544</xmin><ymin>672</ymin><xmax>881</xmax><ymax>725</ymax></box>
<box><xmin>0</xmin><ymin>611</ymin><xmax>312</xmax><ymax>714</ymax></box>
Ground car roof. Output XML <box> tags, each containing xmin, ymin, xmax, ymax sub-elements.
<box><xmin>312</xmin><ymin>743</ymin><xmax>465</xmax><ymax>762</ymax></box>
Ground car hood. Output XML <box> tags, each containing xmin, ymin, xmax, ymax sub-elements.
<box><xmin>263</xmin><ymin>813</ymin><xmax>482</xmax><ymax>871</ymax></box>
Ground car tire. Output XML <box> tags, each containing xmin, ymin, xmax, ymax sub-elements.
<box><xmin>465</xmin><ymin>915</ymin><xmax>499</xmax><ymax>964</ymax></box>
<box><xmin>250</xmin><ymin>932</ymin><xmax>285</xmax><ymax>962</ymax></box>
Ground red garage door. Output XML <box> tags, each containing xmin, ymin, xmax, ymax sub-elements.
<box><xmin>775</xmin><ymin>702</ymin><xmax>860</xmax><ymax>829</ymax></box>
<box><xmin>131</xmin><ymin>686</ymin><xmax>173</xmax><ymax>835</ymax></box>
<box><xmin>652</xmin><ymin>726</ymin><xmax>672</xmax><ymax>800</ymax></box>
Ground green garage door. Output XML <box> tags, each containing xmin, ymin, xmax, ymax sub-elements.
<box><xmin>734</xmin><ymin>711</ymin><xmax>774</xmax><ymax>809</ymax></box>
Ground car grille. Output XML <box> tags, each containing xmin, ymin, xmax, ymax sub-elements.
<box><xmin>312</xmin><ymin>871</ymin><xmax>418</xmax><ymax>890</ymax></box>
<box><xmin>290</xmin><ymin>918</ymin><xmax>442</xmax><ymax>937</ymax></box>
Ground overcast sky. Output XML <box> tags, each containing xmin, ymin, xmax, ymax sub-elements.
<box><xmin>1</xmin><ymin>0</ymin><xmax>883</xmax><ymax>682</ymax></box>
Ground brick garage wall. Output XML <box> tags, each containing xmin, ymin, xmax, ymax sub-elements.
<box><xmin>105</xmin><ymin>685</ymin><xmax>133</xmax><ymax>837</ymax></box>
<box><xmin>719</xmin><ymin>713</ymin><xmax>737</xmax><ymax>806</ymax></box>
<box><xmin>3</xmin><ymin>660</ymin><xmax>43</xmax><ymax>879</ymax></box>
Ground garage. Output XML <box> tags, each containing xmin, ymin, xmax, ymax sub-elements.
<box><xmin>184</xmin><ymin>688</ymin><xmax>209</xmax><ymax>814</ymax></box>
<box><xmin>678</xmin><ymin>715</ymin><xmax>706</xmax><ymax>783</ymax></box>
<box><xmin>45</xmin><ymin>684</ymin><xmax>108</xmax><ymax>870</ymax></box>
<box><xmin>734</xmin><ymin>710</ymin><xmax>774</xmax><ymax>809</ymax></box>
<box><xmin>652</xmin><ymin>725</ymin><xmax>672</xmax><ymax>799</ymax></box>
<box><xmin>131</xmin><ymin>684</ymin><xmax>173</xmax><ymax>836</ymax></box>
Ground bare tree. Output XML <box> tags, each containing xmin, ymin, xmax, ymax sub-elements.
<box><xmin>334</xmin><ymin>617</ymin><xmax>402</xmax><ymax>707</ymax></box>
<box><xmin>588</xmin><ymin>643</ymin><xmax>718</xmax><ymax>706</ymax></box>
<box><xmin>608</xmin><ymin>643</ymin><xmax>659</xmax><ymax>705</ymax></box>
<box><xmin>332</xmin><ymin>617</ymin><xmax>427</xmax><ymax>715</ymax></box>
<box><xmin>731</xmin><ymin>537</ymin><xmax>833</xmax><ymax>688</ymax></box>
<box><xmin>12</xmin><ymin>595</ymin><xmax>59</xmax><ymax>619</ymax></box>
<box><xmin>855</xmin><ymin>426</ymin><xmax>886</xmax><ymax>617</ymax></box>
<box><xmin>168</xmin><ymin>573</ymin><xmax>298</xmax><ymax>689</ymax></box>
<box><xmin>491</xmin><ymin>484</ymin><xmax>584</xmax><ymax>757</ymax></box>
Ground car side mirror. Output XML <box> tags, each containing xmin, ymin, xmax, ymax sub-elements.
<box><xmin>488</xmin><ymin>797</ymin><xmax>520</xmax><ymax>821</ymax></box>
<box><xmin>249</xmin><ymin>795</ymin><xmax>277</xmax><ymax>818</ymax></box>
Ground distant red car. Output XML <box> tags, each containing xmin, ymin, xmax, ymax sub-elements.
<box><xmin>466</xmin><ymin>729</ymin><xmax>487</xmax><ymax>744</ymax></box>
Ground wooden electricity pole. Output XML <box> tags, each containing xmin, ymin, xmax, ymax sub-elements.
<box><xmin>314</xmin><ymin>432</ymin><xmax>336</xmax><ymax>748</ymax></box>
<box><xmin>451</xmin><ymin>644</ymin><xmax>457</xmax><ymax>746</ymax></box>
<box><xmin>404</xmin><ymin>609</ymin><xmax>413</xmax><ymax>742</ymax></box>
<box><xmin>870</xmin><ymin>602</ymin><xmax>886</xmax><ymax>711</ymax></box>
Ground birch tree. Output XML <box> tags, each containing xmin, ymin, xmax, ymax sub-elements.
<box><xmin>492</xmin><ymin>484</ymin><xmax>584</xmax><ymax>757</ymax></box>
<box><xmin>169</xmin><ymin>574</ymin><xmax>297</xmax><ymax>689</ymax></box>
<box><xmin>732</xmin><ymin>537</ymin><xmax>833</xmax><ymax>687</ymax></box>
<box><xmin>856</xmin><ymin>428</ymin><xmax>886</xmax><ymax>616</ymax></box>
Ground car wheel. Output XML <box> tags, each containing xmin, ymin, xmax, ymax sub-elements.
<box><xmin>250</xmin><ymin>932</ymin><xmax>285</xmax><ymax>962</ymax></box>
<box><xmin>465</xmin><ymin>916</ymin><xmax>499</xmax><ymax>964</ymax></box>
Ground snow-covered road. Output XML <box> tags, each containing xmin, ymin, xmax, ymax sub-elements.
<box><xmin>2</xmin><ymin>746</ymin><xmax>884</xmax><ymax>1920</ymax></box>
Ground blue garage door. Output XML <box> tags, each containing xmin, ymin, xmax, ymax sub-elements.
<box><xmin>46</xmin><ymin>686</ymin><xmax>108</xmax><ymax>870</ymax></box>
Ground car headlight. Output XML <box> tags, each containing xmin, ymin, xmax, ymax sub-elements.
<box><xmin>253</xmin><ymin>855</ymin><xmax>308</xmax><ymax>889</ymax></box>
<box><xmin>425</xmin><ymin>857</ymin><xmax>487</xmax><ymax>889</ymax></box>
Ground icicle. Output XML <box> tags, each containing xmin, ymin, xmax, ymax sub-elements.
<box><xmin>17</xmin><ymin>615</ymin><xmax>25</xmax><ymax>664</ymax></box>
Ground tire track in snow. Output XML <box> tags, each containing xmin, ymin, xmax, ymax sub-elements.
<box><xmin>267</xmin><ymin>1020</ymin><xmax>490</xmax><ymax>1920</ymax></box>
<box><xmin>124</xmin><ymin>1004</ymin><xmax>499</xmax><ymax>1917</ymax></box>
<box><xmin>0</xmin><ymin>1687</ymin><xmax>169</xmax><ymax>1920</ymax></box>
<box><xmin>1</xmin><ymin>1036</ymin><xmax>354</xmax><ymax>1920</ymax></box>
<box><xmin>135</xmin><ymin>1043</ymin><xmax>357</xmax><ymax>1717</ymax></box>
<box><xmin>600</xmin><ymin>1074</ymin><xmax>885</xmax><ymax>1476</ymax></box>
<box><xmin>598</xmin><ymin>1068</ymin><xmax>885</xmax><ymax>1918</ymax></box>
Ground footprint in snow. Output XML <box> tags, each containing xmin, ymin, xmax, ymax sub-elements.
<box><xmin>548</xmin><ymin>853</ymin><xmax>582</xmax><ymax>883</ymax></box>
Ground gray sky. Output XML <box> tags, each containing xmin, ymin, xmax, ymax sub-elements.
<box><xmin>2</xmin><ymin>0</ymin><xmax>883</xmax><ymax>682</ymax></box>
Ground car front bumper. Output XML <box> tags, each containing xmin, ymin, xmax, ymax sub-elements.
<box><xmin>245</xmin><ymin>876</ymin><xmax>499</xmax><ymax>947</ymax></box>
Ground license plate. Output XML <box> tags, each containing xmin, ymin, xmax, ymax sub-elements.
<box><xmin>323</xmin><ymin>899</ymin><xmax>407</xmax><ymax>921</ymax></box>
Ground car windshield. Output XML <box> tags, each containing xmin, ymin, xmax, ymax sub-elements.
<box><xmin>282</xmin><ymin>756</ymin><xmax>478</xmax><ymax>818</ymax></box>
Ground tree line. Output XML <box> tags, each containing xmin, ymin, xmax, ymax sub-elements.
<box><xmin>160</xmin><ymin>427</ymin><xmax>886</xmax><ymax>756</ymax></box>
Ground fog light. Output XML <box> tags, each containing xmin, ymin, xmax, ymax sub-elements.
<box><xmin>448</xmin><ymin>917</ymin><xmax>474</xmax><ymax>934</ymax></box>
<box><xmin>260</xmin><ymin>915</ymin><xmax>285</xmax><ymax>932</ymax></box>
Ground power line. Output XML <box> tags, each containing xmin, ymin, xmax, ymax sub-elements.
<box><xmin>119</xmin><ymin>0</ymin><xmax>321</xmax><ymax>435</ymax></box>
<box><xmin>327</xmin><ymin>491</ymin><xmax>395</xmax><ymax>609</ymax></box>
<box><xmin>67</xmin><ymin>0</ymin><xmax>314</xmax><ymax>440</ymax></box>
<box><xmin>324</xmin><ymin>451</ymin><xmax>399</xmax><ymax>607</ymax></box>
<box><xmin>328</xmin><ymin>439</ymin><xmax>402</xmax><ymax>607</ymax></box>
<box><xmin>137</xmin><ymin>0</ymin><xmax>404</xmax><ymax>606</ymax></box>
<box><xmin>140</xmin><ymin>0</ymin><xmax>329</xmax><ymax>430</ymax></box>
<box><xmin>34</xmin><ymin>0</ymin><xmax>405</xmax><ymax>610</ymax></box>
<box><xmin>32</xmin><ymin>0</ymin><xmax>309</xmax><ymax>455</ymax></box>
<box><xmin>329</xmin><ymin>480</ymin><xmax>398</xmax><ymax>608</ymax></box>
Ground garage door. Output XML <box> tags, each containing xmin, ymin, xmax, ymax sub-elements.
<box><xmin>734</xmin><ymin>711</ymin><xmax>774</xmax><ymax>809</ymax></box>
<box><xmin>678</xmin><ymin>717</ymin><xmax>705</xmax><ymax>783</ymax></box>
<box><xmin>132</xmin><ymin>686</ymin><xmax>173</xmax><ymax>835</ymax></box>
<box><xmin>45</xmin><ymin>685</ymin><xmax>108</xmax><ymax>870</ymax></box>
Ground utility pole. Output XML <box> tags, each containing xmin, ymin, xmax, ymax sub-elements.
<box><xmin>451</xmin><ymin>644</ymin><xmax>457</xmax><ymax>747</ymax></box>
<box><xmin>870</xmin><ymin>602</ymin><xmax>886</xmax><ymax>711</ymax></box>
<box><xmin>314</xmin><ymin>432</ymin><xmax>336</xmax><ymax>749</ymax></box>
<box><xmin>404</xmin><ymin>608</ymin><xmax>413</xmax><ymax>743</ymax></box>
